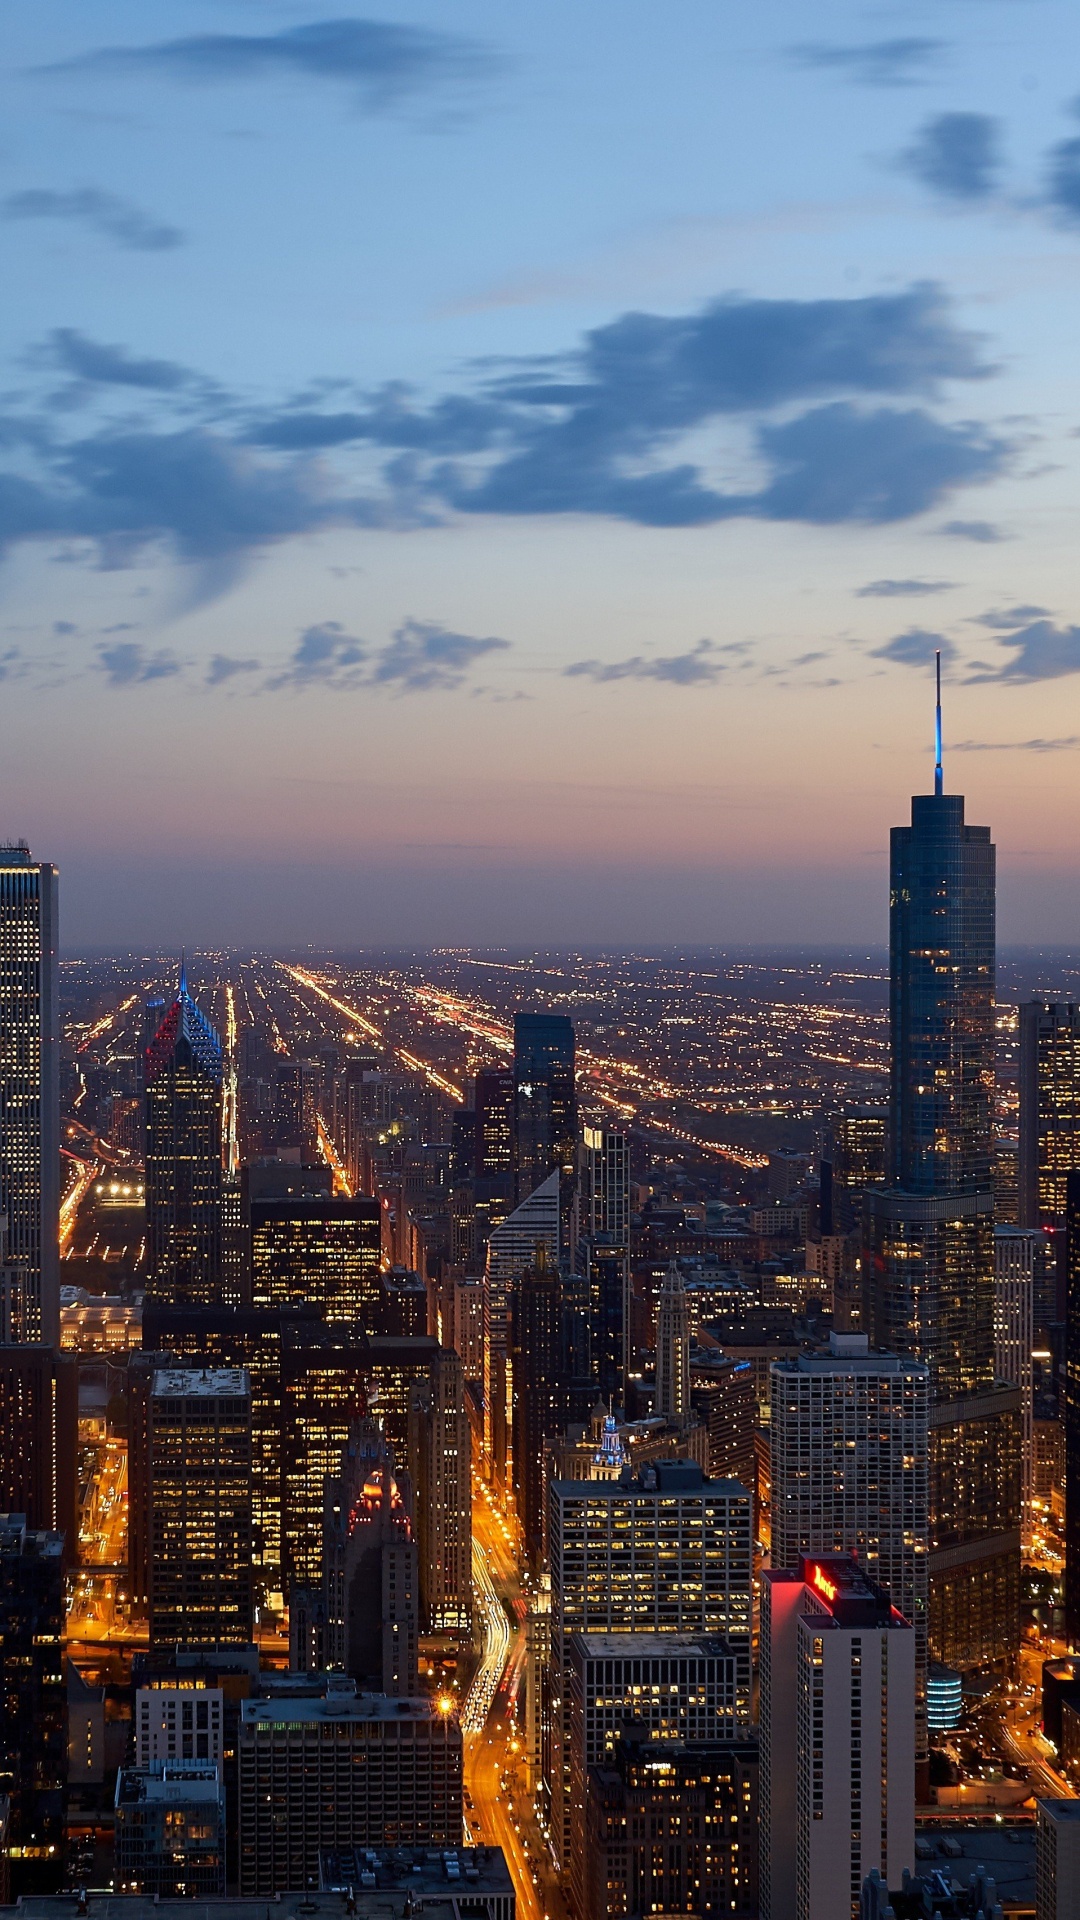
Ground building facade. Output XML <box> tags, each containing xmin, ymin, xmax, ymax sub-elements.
<box><xmin>0</xmin><ymin>845</ymin><xmax>59</xmax><ymax>1347</ymax></box>
<box><xmin>1020</xmin><ymin>1003</ymin><xmax>1080</xmax><ymax>1228</ymax></box>
<box><xmin>148</xmin><ymin>1368</ymin><xmax>253</xmax><ymax>1647</ymax></box>
<box><xmin>144</xmin><ymin>976</ymin><xmax>223</xmax><ymax>1307</ymax></box>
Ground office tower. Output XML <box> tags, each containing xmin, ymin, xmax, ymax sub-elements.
<box><xmin>0</xmin><ymin>1516</ymin><xmax>65</xmax><ymax>1894</ymax></box>
<box><xmin>655</xmin><ymin>1260</ymin><xmax>691</xmax><ymax>1420</ymax></box>
<box><xmin>566</xmin><ymin>1237</ymin><xmax>628</xmax><ymax>1408</ymax></box>
<box><xmin>828</xmin><ymin>1107</ymin><xmax>888</xmax><ymax>1233</ymax></box>
<box><xmin>566</xmin><ymin>1634</ymin><xmax>750</xmax><ymax>1916</ymax></box>
<box><xmin>547</xmin><ymin>1460</ymin><xmax>752</xmax><ymax>1872</ymax></box>
<box><xmin>1021</xmin><ymin>1003</ymin><xmax>1080</xmax><ymax>1227</ymax></box>
<box><xmin>586</xmin><ymin>1729</ymin><xmax>758</xmax><ymax>1920</ymax></box>
<box><xmin>324</xmin><ymin>1421</ymin><xmax>419</xmax><ymax>1696</ymax></box>
<box><xmin>484</xmin><ymin>1165</ymin><xmax>560</xmax><ymax>1489</ymax></box>
<box><xmin>579</xmin><ymin>1123</ymin><xmax>630</xmax><ymax>1240</ymax></box>
<box><xmin>770</xmin><ymin>1334</ymin><xmax>929</xmax><ymax>1759</ymax></box>
<box><xmin>513</xmin><ymin>1011</ymin><xmax>577</xmax><ymax>1202</ymax></box>
<box><xmin>0</xmin><ymin>844</ymin><xmax>59</xmax><ymax>1346</ymax></box>
<box><xmin>409</xmin><ymin>1346</ymin><xmax>472</xmax><ymax>1635</ymax></box>
<box><xmin>996</xmin><ymin>1141</ymin><xmax>1020</xmax><ymax>1225</ymax></box>
<box><xmin>250</xmin><ymin>1194</ymin><xmax>381</xmax><ymax>1325</ymax></box>
<box><xmin>870</xmin><ymin>684</ymin><xmax>1019</xmax><ymax>1674</ymax></box>
<box><xmin>476</xmin><ymin>1067</ymin><xmax>515</xmax><ymax>1181</ymax></box>
<box><xmin>237</xmin><ymin>1681</ymin><xmax>462</xmax><ymax>1894</ymax></box>
<box><xmin>0</xmin><ymin>1346</ymin><xmax>77</xmax><ymax>1549</ymax></box>
<box><xmin>1037</xmin><ymin>1798</ymin><xmax>1080</xmax><ymax>1920</ymax></box>
<box><xmin>511</xmin><ymin>1254</ymin><xmax>567</xmax><ymax>1563</ymax></box>
<box><xmin>135</xmin><ymin>1688</ymin><xmax>224</xmax><ymax>1768</ymax></box>
<box><xmin>1065</xmin><ymin>1171</ymin><xmax>1080</xmax><ymax>1646</ymax></box>
<box><xmin>760</xmin><ymin>1553</ymin><xmax>915</xmax><ymax>1920</ymax></box>
<box><xmin>145</xmin><ymin>969</ymin><xmax>224</xmax><ymax>1306</ymax></box>
<box><xmin>689</xmin><ymin>1352</ymin><xmax>757</xmax><ymax>1492</ymax></box>
<box><xmin>148</xmin><ymin>1367</ymin><xmax>253</xmax><ymax>1647</ymax></box>
<box><xmin>114</xmin><ymin>1763</ymin><xmax>225</xmax><ymax>1897</ymax></box>
<box><xmin>995</xmin><ymin>1226</ymin><xmax>1037</xmax><ymax>1536</ymax></box>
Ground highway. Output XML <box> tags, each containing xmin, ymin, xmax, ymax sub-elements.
<box><xmin>464</xmin><ymin>1488</ymin><xmax>569</xmax><ymax>1920</ymax></box>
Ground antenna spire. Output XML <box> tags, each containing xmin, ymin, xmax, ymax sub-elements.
<box><xmin>179</xmin><ymin>949</ymin><xmax>188</xmax><ymax>998</ymax></box>
<box><xmin>934</xmin><ymin>650</ymin><xmax>943</xmax><ymax>797</ymax></box>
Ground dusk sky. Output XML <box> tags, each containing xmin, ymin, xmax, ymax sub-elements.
<box><xmin>5</xmin><ymin>0</ymin><xmax>1080</xmax><ymax>947</ymax></box>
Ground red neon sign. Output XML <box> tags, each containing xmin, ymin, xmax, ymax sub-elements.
<box><xmin>809</xmin><ymin>1564</ymin><xmax>837</xmax><ymax>1603</ymax></box>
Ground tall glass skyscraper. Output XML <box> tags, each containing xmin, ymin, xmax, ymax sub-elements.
<box><xmin>0</xmin><ymin>843</ymin><xmax>59</xmax><ymax>1346</ymax></box>
<box><xmin>145</xmin><ymin>968</ymin><xmax>224</xmax><ymax>1306</ymax></box>
<box><xmin>513</xmin><ymin>1011</ymin><xmax>577</xmax><ymax>1203</ymax></box>
<box><xmin>867</xmin><ymin>678</ymin><xmax>1020</xmax><ymax>1675</ymax></box>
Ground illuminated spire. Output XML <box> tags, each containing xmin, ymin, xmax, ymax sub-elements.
<box><xmin>934</xmin><ymin>650</ymin><xmax>943</xmax><ymax>797</ymax></box>
<box><xmin>179</xmin><ymin>949</ymin><xmax>188</xmax><ymax>998</ymax></box>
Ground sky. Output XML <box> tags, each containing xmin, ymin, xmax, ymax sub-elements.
<box><xmin>5</xmin><ymin>0</ymin><xmax>1080</xmax><ymax>947</ymax></box>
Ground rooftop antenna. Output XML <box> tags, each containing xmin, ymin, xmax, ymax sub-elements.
<box><xmin>179</xmin><ymin>948</ymin><xmax>188</xmax><ymax>998</ymax></box>
<box><xmin>934</xmin><ymin>649</ymin><xmax>943</xmax><ymax>797</ymax></box>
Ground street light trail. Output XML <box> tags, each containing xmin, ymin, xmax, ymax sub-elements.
<box><xmin>462</xmin><ymin>1537</ymin><xmax>511</xmax><ymax>1734</ymax></box>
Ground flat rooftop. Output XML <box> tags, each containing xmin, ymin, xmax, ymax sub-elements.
<box><xmin>241</xmin><ymin>1692</ymin><xmax>449</xmax><ymax>1728</ymax></box>
<box><xmin>569</xmin><ymin>1632</ymin><xmax>741</xmax><ymax>1660</ymax></box>
<box><xmin>151</xmin><ymin>1368</ymin><xmax>249</xmax><ymax>1398</ymax></box>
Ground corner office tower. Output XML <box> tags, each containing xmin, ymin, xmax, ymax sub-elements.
<box><xmin>865</xmin><ymin>660</ymin><xmax>1020</xmax><ymax>1674</ymax></box>
<box><xmin>0</xmin><ymin>844</ymin><xmax>59</xmax><ymax>1346</ymax></box>
<box><xmin>145</xmin><ymin>966</ymin><xmax>224</xmax><ymax>1307</ymax></box>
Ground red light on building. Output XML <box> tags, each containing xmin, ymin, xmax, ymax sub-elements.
<box><xmin>808</xmin><ymin>1563</ymin><xmax>838</xmax><ymax>1604</ymax></box>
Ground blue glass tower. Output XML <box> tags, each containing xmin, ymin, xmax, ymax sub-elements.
<box><xmin>513</xmin><ymin>1011</ymin><xmax>577</xmax><ymax>1202</ymax></box>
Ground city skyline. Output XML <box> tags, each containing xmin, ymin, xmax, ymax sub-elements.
<box><xmin>6</xmin><ymin>2</ymin><xmax>1080</xmax><ymax>945</ymax></box>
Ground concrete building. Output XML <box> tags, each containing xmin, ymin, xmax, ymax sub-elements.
<box><xmin>114</xmin><ymin>1764</ymin><xmax>225</xmax><ymax>1897</ymax></box>
<box><xmin>0</xmin><ymin>845</ymin><xmax>59</xmax><ymax>1347</ymax></box>
<box><xmin>995</xmin><ymin>1224</ymin><xmax>1037</xmax><ymax>1534</ymax></box>
<box><xmin>135</xmin><ymin>1688</ymin><xmax>224</xmax><ymax>1769</ymax></box>
<box><xmin>586</xmin><ymin>1730</ymin><xmax>758</xmax><ymax>1920</ymax></box>
<box><xmin>1037</xmin><ymin>1797</ymin><xmax>1080</xmax><ymax>1920</ymax></box>
<box><xmin>409</xmin><ymin>1346</ymin><xmax>472</xmax><ymax>1635</ymax></box>
<box><xmin>484</xmin><ymin>1168</ymin><xmax>560</xmax><ymax>1489</ymax></box>
<box><xmin>760</xmin><ymin>1554</ymin><xmax>915</xmax><ymax>1920</ymax></box>
<box><xmin>237</xmin><ymin>1680</ymin><xmax>462</xmax><ymax>1895</ymax></box>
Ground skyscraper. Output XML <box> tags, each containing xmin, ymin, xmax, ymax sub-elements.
<box><xmin>145</xmin><ymin>969</ymin><xmax>224</xmax><ymax>1307</ymax></box>
<box><xmin>323</xmin><ymin>1421</ymin><xmax>418</xmax><ymax>1696</ymax></box>
<box><xmin>995</xmin><ymin>1225</ymin><xmax>1037</xmax><ymax>1539</ymax></box>
<box><xmin>1020</xmin><ymin>1002</ymin><xmax>1080</xmax><ymax>1227</ymax></box>
<box><xmin>484</xmin><ymin>1165</ymin><xmax>560</xmax><ymax>1488</ymax></box>
<box><xmin>511</xmin><ymin>1253</ymin><xmax>567</xmax><ymax>1563</ymax></box>
<box><xmin>760</xmin><ymin>1553</ymin><xmax>915</xmax><ymax>1920</ymax></box>
<box><xmin>655</xmin><ymin>1260</ymin><xmax>691</xmax><ymax>1421</ymax></box>
<box><xmin>249</xmin><ymin>1195</ymin><xmax>381</xmax><ymax>1325</ymax></box>
<box><xmin>408</xmin><ymin>1345</ymin><xmax>472</xmax><ymax>1636</ymax></box>
<box><xmin>1064</xmin><ymin>1171</ymin><xmax>1080</xmax><ymax>1647</ymax></box>
<box><xmin>513</xmin><ymin>1011</ymin><xmax>577</xmax><ymax>1203</ymax></box>
<box><xmin>0</xmin><ymin>844</ymin><xmax>59</xmax><ymax>1346</ymax></box>
<box><xmin>0</xmin><ymin>1515</ymin><xmax>65</xmax><ymax>1894</ymax></box>
<box><xmin>868</xmin><ymin>664</ymin><xmax>1019</xmax><ymax>1675</ymax></box>
<box><xmin>149</xmin><ymin>1367</ymin><xmax>253</xmax><ymax>1647</ymax></box>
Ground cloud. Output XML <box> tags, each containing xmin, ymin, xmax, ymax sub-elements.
<box><xmin>46</xmin><ymin>329</ymin><xmax>191</xmax><ymax>391</ymax></box>
<box><xmin>901</xmin><ymin>113</ymin><xmax>1001</xmax><ymax>200</ymax></box>
<box><xmin>749</xmin><ymin>404</ymin><xmax>1007</xmax><ymax>525</ymax></box>
<box><xmin>367</xmin><ymin>618</ymin><xmax>508</xmax><ymax>691</ymax></box>
<box><xmin>980</xmin><ymin>619</ymin><xmax>1080</xmax><ymax>681</ymax></box>
<box><xmin>565</xmin><ymin>639</ymin><xmax>726</xmax><ymax>686</ymax></box>
<box><xmin>937</xmin><ymin>518</ymin><xmax>1005</xmax><ymax>542</ymax></box>
<box><xmin>205</xmin><ymin>653</ymin><xmax>261</xmax><ymax>685</ymax></box>
<box><xmin>1</xmin><ymin>187</ymin><xmax>182</xmax><ymax>250</ymax></box>
<box><xmin>46</xmin><ymin>19</ymin><xmax>493</xmax><ymax>109</ymax></box>
<box><xmin>871</xmin><ymin>628</ymin><xmax>958</xmax><ymax>667</ymax></box>
<box><xmin>266</xmin><ymin>622</ymin><xmax>367</xmax><ymax>690</ymax></box>
<box><xmin>97</xmin><ymin>640</ymin><xmax>181</xmax><ymax>685</ymax></box>
<box><xmin>790</xmin><ymin>38</ymin><xmax>945</xmax><ymax>87</ymax></box>
<box><xmin>972</xmin><ymin>603</ymin><xmax>1049</xmax><ymax>628</ymax></box>
<box><xmin>951</xmin><ymin>736</ymin><xmax>1080</xmax><ymax>752</ymax></box>
<box><xmin>857</xmin><ymin>577</ymin><xmax>955</xmax><ymax>597</ymax></box>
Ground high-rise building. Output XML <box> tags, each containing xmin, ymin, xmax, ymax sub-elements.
<box><xmin>250</xmin><ymin>1196</ymin><xmax>381</xmax><ymax>1326</ymax></box>
<box><xmin>828</xmin><ymin>1107</ymin><xmax>888</xmax><ymax>1234</ymax></box>
<box><xmin>484</xmin><ymin>1166</ymin><xmax>560</xmax><ymax>1489</ymax></box>
<box><xmin>145</xmin><ymin>971</ymin><xmax>224</xmax><ymax>1307</ymax></box>
<box><xmin>995</xmin><ymin>1226</ymin><xmax>1037</xmax><ymax>1537</ymax></box>
<box><xmin>0</xmin><ymin>1346</ymin><xmax>77</xmax><ymax>1550</ymax></box>
<box><xmin>1064</xmin><ymin>1171</ymin><xmax>1080</xmax><ymax>1648</ymax></box>
<box><xmin>1021</xmin><ymin>1003</ymin><xmax>1080</xmax><ymax>1228</ymax></box>
<box><xmin>0</xmin><ymin>844</ymin><xmax>59</xmax><ymax>1346</ymax></box>
<box><xmin>578</xmin><ymin>1124</ymin><xmax>630</xmax><ymax>1241</ymax></box>
<box><xmin>114</xmin><ymin>1763</ymin><xmax>225</xmax><ymax>1897</ymax></box>
<box><xmin>510</xmin><ymin>1254</ymin><xmax>567</xmax><ymax>1565</ymax></box>
<box><xmin>135</xmin><ymin>1688</ymin><xmax>224</xmax><ymax>1769</ymax></box>
<box><xmin>547</xmin><ymin>1460</ymin><xmax>752</xmax><ymax>1872</ymax></box>
<box><xmin>0</xmin><ymin>1515</ymin><xmax>65</xmax><ymax>1894</ymax></box>
<box><xmin>565</xmin><ymin>1634</ymin><xmax>750</xmax><ymax>1916</ymax></box>
<box><xmin>148</xmin><ymin>1367</ymin><xmax>253</xmax><ymax>1647</ymax></box>
<box><xmin>513</xmin><ymin>1012</ymin><xmax>577</xmax><ymax>1204</ymax></box>
<box><xmin>1036</xmin><ymin>1796</ymin><xmax>1080</xmax><ymax>1920</ymax></box>
<box><xmin>408</xmin><ymin>1346</ymin><xmax>472</xmax><ymax>1635</ymax></box>
<box><xmin>760</xmin><ymin>1553</ymin><xmax>915</xmax><ymax>1920</ymax></box>
<box><xmin>237</xmin><ymin>1682</ymin><xmax>462</xmax><ymax>1895</ymax></box>
<box><xmin>869</xmin><ymin>685</ymin><xmax>1019</xmax><ymax>1674</ymax></box>
<box><xmin>586</xmin><ymin>1729</ymin><xmax>758</xmax><ymax>1920</ymax></box>
<box><xmin>568</xmin><ymin>1237</ymin><xmax>628</xmax><ymax>1408</ymax></box>
<box><xmin>323</xmin><ymin>1421</ymin><xmax>419</xmax><ymax>1696</ymax></box>
<box><xmin>655</xmin><ymin>1260</ymin><xmax>691</xmax><ymax>1421</ymax></box>
<box><xmin>770</xmin><ymin>1334</ymin><xmax>929</xmax><ymax>1757</ymax></box>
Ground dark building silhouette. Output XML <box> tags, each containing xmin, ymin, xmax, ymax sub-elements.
<box><xmin>511</xmin><ymin>1254</ymin><xmax>567</xmax><ymax>1565</ymax></box>
<box><xmin>1020</xmin><ymin>1002</ymin><xmax>1080</xmax><ymax>1228</ymax></box>
<box><xmin>513</xmin><ymin>1012</ymin><xmax>576</xmax><ymax>1204</ymax></box>
<box><xmin>0</xmin><ymin>845</ymin><xmax>59</xmax><ymax>1347</ymax></box>
<box><xmin>0</xmin><ymin>1347</ymin><xmax>76</xmax><ymax>1554</ymax></box>
<box><xmin>586</xmin><ymin>1729</ymin><xmax>758</xmax><ymax>1920</ymax></box>
<box><xmin>0</xmin><ymin>1515</ymin><xmax>65</xmax><ymax>1894</ymax></box>
<box><xmin>324</xmin><ymin>1421</ymin><xmax>418</xmax><ymax>1696</ymax></box>
<box><xmin>144</xmin><ymin>969</ymin><xmax>223</xmax><ymax>1306</ymax></box>
<box><xmin>1065</xmin><ymin>1171</ymin><xmax>1080</xmax><ymax>1647</ymax></box>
